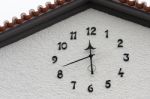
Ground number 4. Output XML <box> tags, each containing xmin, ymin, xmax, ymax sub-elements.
<box><xmin>118</xmin><ymin>68</ymin><xmax>124</xmax><ymax>78</ymax></box>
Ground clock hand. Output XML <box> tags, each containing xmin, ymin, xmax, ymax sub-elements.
<box><xmin>63</xmin><ymin>54</ymin><xmax>95</xmax><ymax>67</ymax></box>
<box><xmin>89</xmin><ymin>50</ymin><xmax>94</xmax><ymax>74</ymax></box>
<box><xmin>85</xmin><ymin>40</ymin><xmax>96</xmax><ymax>75</ymax></box>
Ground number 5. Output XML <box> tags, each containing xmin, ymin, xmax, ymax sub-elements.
<box><xmin>105</xmin><ymin>80</ymin><xmax>111</xmax><ymax>89</ymax></box>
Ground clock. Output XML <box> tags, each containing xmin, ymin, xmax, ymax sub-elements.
<box><xmin>0</xmin><ymin>0</ymin><xmax>150</xmax><ymax>98</ymax></box>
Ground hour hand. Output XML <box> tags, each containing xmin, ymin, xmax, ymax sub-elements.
<box><xmin>63</xmin><ymin>54</ymin><xmax>95</xmax><ymax>67</ymax></box>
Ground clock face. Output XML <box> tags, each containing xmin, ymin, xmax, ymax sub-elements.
<box><xmin>0</xmin><ymin>8</ymin><xmax>150</xmax><ymax>98</ymax></box>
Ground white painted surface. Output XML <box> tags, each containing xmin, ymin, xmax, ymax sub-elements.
<box><xmin>0</xmin><ymin>9</ymin><xmax>150</xmax><ymax>99</ymax></box>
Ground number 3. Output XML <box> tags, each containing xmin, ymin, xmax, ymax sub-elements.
<box><xmin>123</xmin><ymin>53</ymin><xmax>129</xmax><ymax>62</ymax></box>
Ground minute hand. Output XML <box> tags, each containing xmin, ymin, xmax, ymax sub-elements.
<box><xmin>63</xmin><ymin>54</ymin><xmax>95</xmax><ymax>67</ymax></box>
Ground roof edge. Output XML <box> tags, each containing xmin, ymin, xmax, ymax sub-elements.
<box><xmin>0</xmin><ymin>0</ymin><xmax>89</xmax><ymax>48</ymax></box>
<box><xmin>0</xmin><ymin>0</ymin><xmax>150</xmax><ymax>48</ymax></box>
<box><xmin>91</xmin><ymin>0</ymin><xmax>150</xmax><ymax>27</ymax></box>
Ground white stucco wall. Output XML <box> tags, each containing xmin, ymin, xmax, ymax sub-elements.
<box><xmin>0</xmin><ymin>9</ymin><xmax>150</xmax><ymax>99</ymax></box>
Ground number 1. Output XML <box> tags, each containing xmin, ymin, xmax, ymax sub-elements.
<box><xmin>105</xmin><ymin>30</ymin><xmax>109</xmax><ymax>38</ymax></box>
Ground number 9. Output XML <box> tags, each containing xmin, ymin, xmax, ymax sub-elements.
<box><xmin>52</xmin><ymin>56</ymin><xmax>58</xmax><ymax>64</ymax></box>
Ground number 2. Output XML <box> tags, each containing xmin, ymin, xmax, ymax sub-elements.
<box><xmin>118</xmin><ymin>39</ymin><xmax>123</xmax><ymax>48</ymax></box>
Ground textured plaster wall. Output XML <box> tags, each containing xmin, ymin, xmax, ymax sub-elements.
<box><xmin>0</xmin><ymin>9</ymin><xmax>150</xmax><ymax>99</ymax></box>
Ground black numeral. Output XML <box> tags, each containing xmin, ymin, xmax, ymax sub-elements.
<box><xmin>118</xmin><ymin>39</ymin><xmax>123</xmax><ymax>48</ymax></box>
<box><xmin>123</xmin><ymin>53</ymin><xmax>129</xmax><ymax>62</ymax></box>
<box><xmin>57</xmin><ymin>70</ymin><xmax>63</xmax><ymax>79</ymax></box>
<box><xmin>118</xmin><ymin>68</ymin><xmax>124</xmax><ymax>78</ymax></box>
<box><xmin>70</xmin><ymin>31</ymin><xmax>77</xmax><ymax>40</ymax></box>
<box><xmin>87</xmin><ymin>27</ymin><xmax>96</xmax><ymax>36</ymax></box>
<box><xmin>88</xmin><ymin>84</ymin><xmax>94</xmax><ymax>93</ymax></box>
<box><xmin>105</xmin><ymin>30</ymin><xmax>109</xmax><ymax>38</ymax></box>
<box><xmin>105</xmin><ymin>80</ymin><xmax>111</xmax><ymax>89</ymax></box>
<box><xmin>52</xmin><ymin>56</ymin><xmax>58</xmax><ymax>64</ymax></box>
<box><xmin>71</xmin><ymin>81</ymin><xmax>77</xmax><ymax>90</ymax></box>
<box><xmin>58</xmin><ymin>42</ymin><xmax>68</xmax><ymax>50</ymax></box>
